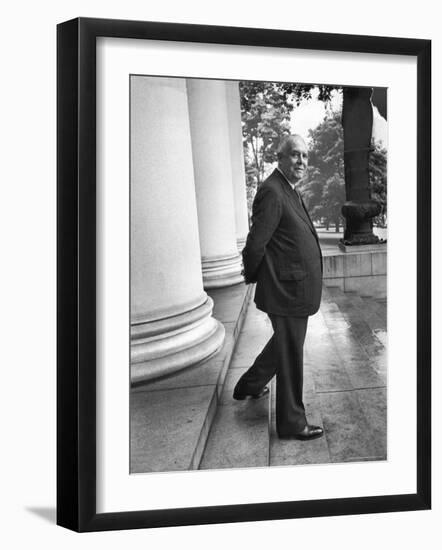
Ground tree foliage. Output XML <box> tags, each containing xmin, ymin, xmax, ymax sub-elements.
<box><xmin>239</xmin><ymin>81</ymin><xmax>335</xmax><ymax>195</ymax></box>
<box><xmin>369</xmin><ymin>142</ymin><xmax>388</xmax><ymax>226</ymax></box>
<box><xmin>302</xmin><ymin>112</ymin><xmax>346</xmax><ymax>231</ymax></box>
<box><xmin>302</xmin><ymin>111</ymin><xmax>387</xmax><ymax>230</ymax></box>
<box><xmin>239</xmin><ymin>82</ymin><xmax>387</xmax><ymax>226</ymax></box>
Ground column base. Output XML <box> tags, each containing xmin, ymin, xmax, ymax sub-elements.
<box><xmin>236</xmin><ymin>236</ymin><xmax>246</xmax><ymax>252</ymax></box>
<box><xmin>131</xmin><ymin>296</ymin><xmax>225</xmax><ymax>384</ymax></box>
<box><xmin>202</xmin><ymin>252</ymin><xmax>244</xmax><ymax>289</ymax></box>
<box><xmin>341</xmin><ymin>200</ymin><xmax>383</xmax><ymax>248</ymax></box>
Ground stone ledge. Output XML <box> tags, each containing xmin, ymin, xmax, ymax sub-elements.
<box><xmin>323</xmin><ymin>275</ymin><xmax>386</xmax><ymax>299</ymax></box>
<box><xmin>322</xmin><ymin>248</ymin><xmax>387</xmax><ymax>299</ymax></box>
<box><xmin>323</xmin><ymin>248</ymin><xmax>387</xmax><ymax>276</ymax></box>
<box><xmin>338</xmin><ymin>242</ymin><xmax>387</xmax><ymax>253</ymax></box>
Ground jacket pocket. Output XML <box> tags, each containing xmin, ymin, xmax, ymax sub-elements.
<box><xmin>278</xmin><ymin>267</ymin><xmax>307</xmax><ymax>281</ymax></box>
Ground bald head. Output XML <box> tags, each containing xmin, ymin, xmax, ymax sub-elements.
<box><xmin>277</xmin><ymin>134</ymin><xmax>307</xmax><ymax>159</ymax></box>
<box><xmin>277</xmin><ymin>134</ymin><xmax>308</xmax><ymax>184</ymax></box>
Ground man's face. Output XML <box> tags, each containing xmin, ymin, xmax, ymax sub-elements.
<box><xmin>278</xmin><ymin>137</ymin><xmax>308</xmax><ymax>183</ymax></box>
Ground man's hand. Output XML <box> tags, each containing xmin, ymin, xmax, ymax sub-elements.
<box><xmin>241</xmin><ymin>268</ymin><xmax>255</xmax><ymax>285</ymax></box>
<box><xmin>241</xmin><ymin>186</ymin><xmax>282</xmax><ymax>282</ymax></box>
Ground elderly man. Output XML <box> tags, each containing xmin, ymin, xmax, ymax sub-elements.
<box><xmin>233</xmin><ymin>134</ymin><xmax>323</xmax><ymax>440</ymax></box>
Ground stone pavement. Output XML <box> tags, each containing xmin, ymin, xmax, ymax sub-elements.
<box><xmin>130</xmin><ymin>284</ymin><xmax>387</xmax><ymax>473</ymax></box>
<box><xmin>199</xmin><ymin>285</ymin><xmax>387</xmax><ymax>469</ymax></box>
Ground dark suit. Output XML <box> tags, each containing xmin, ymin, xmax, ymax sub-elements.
<box><xmin>235</xmin><ymin>168</ymin><xmax>323</xmax><ymax>436</ymax></box>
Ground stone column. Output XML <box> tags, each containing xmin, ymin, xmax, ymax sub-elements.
<box><xmin>225</xmin><ymin>81</ymin><xmax>249</xmax><ymax>251</ymax></box>
<box><xmin>187</xmin><ymin>79</ymin><xmax>243</xmax><ymax>288</ymax></box>
<box><xmin>341</xmin><ymin>87</ymin><xmax>381</xmax><ymax>247</ymax></box>
<box><xmin>130</xmin><ymin>76</ymin><xmax>225</xmax><ymax>384</ymax></box>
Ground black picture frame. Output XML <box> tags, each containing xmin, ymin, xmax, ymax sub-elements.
<box><xmin>57</xmin><ymin>17</ymin><xmax>431</xmax><ymax>532</ymax></box>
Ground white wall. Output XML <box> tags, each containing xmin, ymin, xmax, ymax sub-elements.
<box><xmin>0</xmin><ymin>1</ymin><xmax>440</xmax><ymax>548</ymax></box>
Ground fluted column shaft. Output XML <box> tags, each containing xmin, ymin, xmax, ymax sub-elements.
<box><xmin>187</xmin><ymin>79</ymin><xmax>243</xmax><ymax>288</ymax></box>
<box><xmin>130</xmin><ymin>76</ymin><xmax>224</xmax><ymax>383</ymax></box>
<box><xmin>225</xmin><ymin>81</ymin><xmax>249</xmax><ymax>252</ymax></box>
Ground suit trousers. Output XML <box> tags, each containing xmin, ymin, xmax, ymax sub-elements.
<box><xmin>234</xmin><ymin>315</ymin><xmax>308</xmax><ymax>436</ymax></box>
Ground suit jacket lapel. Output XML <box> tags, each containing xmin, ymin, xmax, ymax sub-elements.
<box><xmin>299</xmin><ymin>194</ymin><xmax>319</xmax><ymax>236</ymax></box>
<box><xmin>274</xmin><ymin>170</ymin><xmax>317</xmax><ymax>237</ymax></box>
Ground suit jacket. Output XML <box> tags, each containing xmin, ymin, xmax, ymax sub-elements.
<box><xmin>242</xmin><ymin>169</ymin><xmax>323</xmax><ymax>317</ymax></box>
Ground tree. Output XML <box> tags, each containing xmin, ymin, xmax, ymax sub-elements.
<box><xmin>239</xmin><ymin>81</ymin><xmax>292</xmax><ymax>192</ymax></box>
<box><xmin>302</xmin><ymin>112</ymin><xmax>345</xmax><ymax>232</ymax></box>
<box><xmin>303</xmin><ymin>110</ymin><xmax>387</xmax><ymax>231</ymax></box>
<box><xmin>238</xmin><ymin>82</ymin><xmax>387</xmax><ymax>227</ymax></box>
<box><xmin>239</xmin><ymin>82</ymin><xmax>335</xmax><ymax>194</ymax></box>
<box><xmin>369</xmin><ymin>142</ymin><xmax>388</xmax><ymax>226</ymax></box>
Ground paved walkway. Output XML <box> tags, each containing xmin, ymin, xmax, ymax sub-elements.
<box><xmin>199</xmin><ymin>286</ymin><xmax>387</xmax><ymax>469</ymax></box>
<box><xmin>130</xmin><ymin>284</ymin><xmax>387</xmax><ymax>473</ymax></box>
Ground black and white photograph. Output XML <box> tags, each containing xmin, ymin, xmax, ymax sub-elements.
<box><xmin>129</xmin><ymin>76</ymin><xmax>388</xmax><ymax>474</ymax></box>
<box><xmin>1</xmin><ymin>0</ymin><xmax>437</xmax><ymax>544</ymax></box>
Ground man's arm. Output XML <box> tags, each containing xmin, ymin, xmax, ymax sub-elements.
<box><xmin>242</xmin><ymin>186</ymin><xmax>282</xmax><ymax>283</ymax></box>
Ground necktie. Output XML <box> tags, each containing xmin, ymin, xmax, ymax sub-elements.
<box><xmin>295</xmin><ymin>188</ymin><xmax>313</xmax><ymax>226</ymax></box>
<box><xmin>293</xmin><ymin>187</ymin><xmax>303</xmax><ymax>207</ymax></box>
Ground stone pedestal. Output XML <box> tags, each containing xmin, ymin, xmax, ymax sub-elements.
<box><xmin>187</xmin><ymin>79</ymin><xmax>243</xmax><ymax>288</ymax></box>
<box><xmin>130</xmin><ymin>76</ymin><xmax>225</xmax><ymax>383</ymax></box>
<box><xmin>225</xmin><ymin>81</ymin><xmax>249</xmax><ymax>252</ymax></box>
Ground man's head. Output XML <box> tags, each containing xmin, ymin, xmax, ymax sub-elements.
<box><xmin>277</xmin><ymin>134</ymin><xmax>308</xmax><ymax>184</ymax></box>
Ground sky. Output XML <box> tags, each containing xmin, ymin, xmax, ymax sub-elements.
<box><xmin>290</xmin><ymin>87</ymin><xmax>388</xmax><ymax>148</ymax></box>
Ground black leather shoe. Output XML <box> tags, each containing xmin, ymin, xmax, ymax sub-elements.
<box><xmin>279</xmin><ymin>425</ymin><xmax>324</xmax><ymax>440</ymax></box>
<box><xmin>233</xmin><ymin>386</ymin><xmax>270</xmax><ymax>401</ymax></box>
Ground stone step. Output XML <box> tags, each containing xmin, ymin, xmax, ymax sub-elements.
<box><xmin>325</xmin><ymin>287</ymin><xmax>387</xmax><ymax>348</ymax></box>
<box><xmin>355</xmin><ymin>294</ymin><xmax>387</xmax><ymax>347</ymax></box>
<box><xmin>270</xmin><ymin>309</ymin><xmax>387</xmax><ymax>465</ymax></box>
<box><xmin>199</xmin><ymin>301</ymin><xmax>271</xmax><ymax>470</ymax></box>
<box><xmin>321</xmin><ymin>288</ymin><xmax>387</xmax><ymax>384</ymax></box>
<box><xmin>307</xmin><ymin>290</ymin><xmax>387</xmax><ymax>463</ymax></box>
<box><xmin>131</xmin><ymin>385</ymin><xmax>217</xmax><ymax>472</ymax></box>
<box><xmin>199</xmin><ymin>393</ymin><xmax>270</xmax><ymax>470</ymax></box>
<box><xmin>269</xmin><ymin>378</ymin><xmax>331</xmax><ymax>466</ymax></box>
<box><xmin>304</xmin><ymin>311</ymin><xmax>353</xmax><ymax>393</ymax></box>
<box><xmin>311</xmin><ymin>306</ymin><xmax>385</xmax><ymax>389</ymax></box>
<box><xmin>130</xmin><ymin>283</ymin><xmax>253</xmax><ymax>473</ymax></box>
<box><xmin>319</xmin><ymin>388</ymin><xmax>386</xmax><ymax>463</ymax></box>
<box><xmin>341</xmin><ymin>291</ymin><xmax>386</xmax><ymax>331</ymax></box>
<box><xmin>364</xmin><ymin>296</ymin><xmax>387</xmax><ymax>324</ymax></box>
<box><xmin>199</xmin><ymin>284</ymin><xmax>387</xmax><ymax>471</ymax></box>
<box><xmin>360</xmin><ymin>295</ymin><xmax>387</xmax><ymax>326</ymax></box>
<box><xmin>329</xmin><ymin>289</ymin><xmax>387</xmax><ymax>358</ymax></box>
